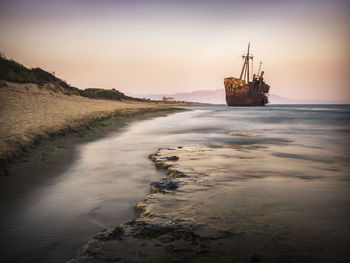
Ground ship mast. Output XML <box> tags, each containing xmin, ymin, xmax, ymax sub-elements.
<box><xmin>239</xmin><ymin>43</ymin><xmax>253</xmax><ymax>83</ymax></box>
<box><xmin>257</xmin><ymin>61</ymin><xmax>262</xmax><ymax>77</ymax></box>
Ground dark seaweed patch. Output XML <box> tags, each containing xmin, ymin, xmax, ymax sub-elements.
<box><xmin>151</xmin><ymin>178</ymin><xmax>179</xmax><ymax>193</ymax></box>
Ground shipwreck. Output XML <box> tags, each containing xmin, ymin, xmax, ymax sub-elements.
<box><xmin>224</xmin><ymin>43</ymin><xmax>270</xmax><ymax>106</ymax></box>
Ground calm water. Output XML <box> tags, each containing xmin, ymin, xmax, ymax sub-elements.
<box><xmin>0</xmin><ymin>104</ymin><xmax>349</xmax><ymax>262</ymax></box>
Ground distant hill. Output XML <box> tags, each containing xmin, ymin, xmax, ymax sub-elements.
<box><xmin>0</xmin><ymin>56</ymin><xmax>143</xmax><ymax>101</ymax></box>
<box><xmin>129</xmin><ymin>88</ymin><xmax>348</xmax><ymax>104</ymax></box>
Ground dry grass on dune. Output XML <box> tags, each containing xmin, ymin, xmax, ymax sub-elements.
<box><xmin>0</xmin><ymin>81</ymin><xmax>170</xmax><ymax>161</ymax></box>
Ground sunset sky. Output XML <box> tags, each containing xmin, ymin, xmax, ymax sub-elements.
<box><xmin>0</xmin><ymin>0</ymin><xmax>349</xmax><ymax>101</ymax></box>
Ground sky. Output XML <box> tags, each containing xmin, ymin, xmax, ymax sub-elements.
<box><xmin>0</xmin><ymin>0</ymin><xmax>349</xmax><ymax>101</ymax></box>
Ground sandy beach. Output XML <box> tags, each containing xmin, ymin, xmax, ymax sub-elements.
<box><xmin>0</xmin><ymin>81</ymin><xmax>175</xmax><ymax>163</ymax></box>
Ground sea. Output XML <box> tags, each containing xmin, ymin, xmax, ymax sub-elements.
<box><xmin>0</xmin><ymin>104</ymin><xmax>349</xmax><ymax>262</ymax></box>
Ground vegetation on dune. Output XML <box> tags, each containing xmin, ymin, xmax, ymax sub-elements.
<box><xmin>0</xmin><ymin>56</ymin><xmax>77</xmax><ymax>92</ymax></box>
<box><xmin>0</xmin><ymin>56</ymin><xmax>36</xmax><ymax>83</ymax></box>
<box><xmin>77</xmin><ymin>88</ymin><xmax>145</xmax><ymax>101</ymax></box>
<box><xmin>0</xmin><ymin>55</ymin><xmax>146</xmax><ymax>101</ymax></box>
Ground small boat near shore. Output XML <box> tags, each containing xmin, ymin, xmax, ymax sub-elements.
<box><xmin>224</xmin><ymin>43</ymin><xmax>270</xmax><ymax>106</ymax></box>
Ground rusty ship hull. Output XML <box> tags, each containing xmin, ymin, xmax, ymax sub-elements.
<box><xmin>225</xmin><ymin>94</ymin><xmax>266</xmax><ymax>106</ymax></box>
<box><xmin>224</xmin><ymin>44</ymin><xmax>270</xmax><ymax>106</ymax></box>
<box><xmin>224</xmin><ymin>77</ymin><xmax>269</xmax><ymax>106</ymax></box>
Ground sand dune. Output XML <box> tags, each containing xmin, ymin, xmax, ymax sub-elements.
<box><xmin>0</xmin><ymin>81</ymin><xmax>172</xmax><ymax>162</ymax></box>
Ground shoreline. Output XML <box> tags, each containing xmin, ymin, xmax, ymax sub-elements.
<box><xmin>0</xmin><ymin>80</ymin><xmax>192</xmax><ymax>170</ymax></box>
<box><xmin>2</xmin><ymin>104</ymin><xmax>349</xmax><ymax>263</ymax></box>
<box><xmin>0</xmin><ymin>79</ymin><xmax>191</xmax><ymax>173</ymax></box>
<box><xmin>0</xmin><ymin>107</ymin><xmax>185</xmax><ymax>177</ymax></box>
<box><xmin>0</xmin><ymin>108</ymin><xmax>188</xmax><ymax>263</ymax></box>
